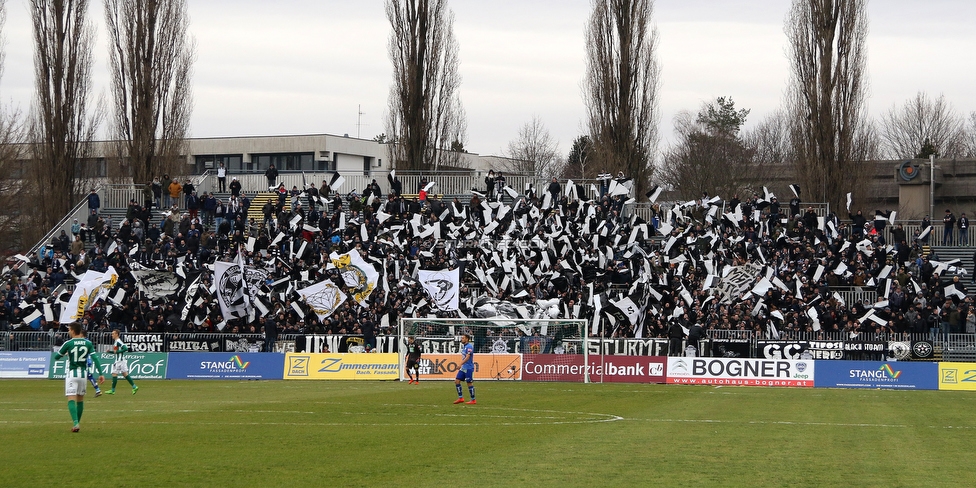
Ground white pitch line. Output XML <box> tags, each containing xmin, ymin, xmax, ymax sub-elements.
<box><xmin>626</xmin><ymin>418</ymin><xmax>909</xmax><ymax>428</ymax></box>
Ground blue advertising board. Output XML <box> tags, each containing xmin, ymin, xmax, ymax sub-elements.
<box><xmin>814</xmin><ymin>360</ymin><xmax>938</xmax><ymax>390</ymax></box>
<box><xmin>166</xmin><ymin>353</ymin><xmax>284</xmax><ymax>380</ymax></box>
<box><xmin>0</xmin><ymin>351</ymin><xmax>51</xmax><ymax>378</ymax></box>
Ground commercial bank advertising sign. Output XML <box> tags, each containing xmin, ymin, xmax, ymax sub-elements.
<box><xmin>522</xmin><ymin>354</ymin><xmax>666</xmax><ymax>383</ymax></box>
<box><xmin>814</xmin><ymin>361</ymin><xmax>938</xmax><ymax>390</ymax></box>
<box><xmin>667</xmin><ymin>357</ymin><xmax>815</xmax><ymax>387</ymax></box>
<box><xmin>166</xmin><ymin>353</ymin><xmax>283</xmax><ymax>380</ymax></box>
<box><xmin>0</xmin><ymin>351</ymin><xmax>51</xmax><ymax>378</ymax></box>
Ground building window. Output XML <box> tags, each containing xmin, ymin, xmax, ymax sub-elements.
<box><xmin>250</xmin><ymin>152</ymin><xmax>316</xmax><ymax>172</ymax></box>
<box><xmin>194</xmin><ymin>154</ymin><xmax>243</xmax><ymax>174</ymax></box>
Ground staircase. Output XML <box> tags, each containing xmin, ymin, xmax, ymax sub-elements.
<box><xmin>928</xmin><ymin>246</ymin><xmax>976</xmax><ymax>280</ymax></box>
<box><xmin>247</xmin><ymin>192</ymin><xmax>291</xmax><ymax>223</ymax></box>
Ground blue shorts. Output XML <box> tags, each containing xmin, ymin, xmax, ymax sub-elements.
<box><xmin>455</xmin><ymin>366</ymin><xmax>473</xmax><ymax>383</ymax></box>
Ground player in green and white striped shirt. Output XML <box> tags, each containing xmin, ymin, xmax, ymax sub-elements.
<box><xmin>53</xmin><ymin>323</ymin><xmax>104</xmax><ymax>432</ymax></box>
<box><xmin>105</xmin><ymin>329</ymin><xmax>138</xmax><ymax>395</ymax></box>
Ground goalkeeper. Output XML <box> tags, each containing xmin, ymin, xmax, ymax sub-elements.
<box><xmin>404</xmin><ymin>336</ymin><xmax>422</xmax><ymax>384</ymax></box>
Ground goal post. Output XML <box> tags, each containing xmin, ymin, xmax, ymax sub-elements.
<box><xmin>398</xmin><ymin>318</ymin><xmax>590</xmax><ymax>383</ymax></box>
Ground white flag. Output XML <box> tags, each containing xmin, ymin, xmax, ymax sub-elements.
<box><xmin>297</xmin><ymin>280</ymin><xmax>347</xmax><ymax>321</ymax></box>
<box><xmin>418</xmin><ymin>268</ymin><xmax>461</xmax><ymax>311</ymax></box>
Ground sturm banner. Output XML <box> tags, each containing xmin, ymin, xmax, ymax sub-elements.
<box><xmin>295</xmin><ymin>335</ymin><xmax>399</xmax><ymax>354</ymax></box>
<box><xmin>165</xmin><ymin>336</ymin><xmax>224</xmax><ymax>352</ymax></box>
<box><xmin>667</xmin><ymin>357</ymin><xmax>815</xmax><ymax>387</ymax></box>
<box><xmin>124</xmin><ymin>333</ymin><xmax>165</xmax><ymax>353</ymax></box>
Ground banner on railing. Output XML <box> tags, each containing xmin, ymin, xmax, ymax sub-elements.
<box><xmin>166</xmin><ymin>336</ymin><xmax>224</xmax><ymax>352</ymax></box>
<box><xmin>938</xmin><ymin>362</ymin><xmax>976</xmax><ymax>391</ymax></box>
<box><xmin>667</xmin><ymin>357</ymin><xmax>814</xmax><ymax>387</ymax></box>
<box><xmin>283</xmin><ymin>353</ymin><xmax>399</xmax><ymax>380</ymax></box>
<box><xmin>815</xmin><ymin>361</ymin><xmax>937</xmax><ymax>389</ymax></box>
<box><xmin>295</xmin><ymin>335</ymin><xmax>398</xmax><ymax>354</ymax></box>
<box><xmin>50</xmin><ymin>352</ymin><xmax>167</xmax><ymax>380</ymax></box>
<box><xmin>0</xmin><ymin>352</ymin><xmax>51</xmax><ymax>378</ymax></box>
<box><xmin>124</xmin><ymin>333</ymin><xmax>166</xmax><ymax>353</ymax></box>
<box><xmin>585</xmin><ymin>338</ymin><xmax>668</xmax><ymax>357</ymax></box>
<box><xmin>166</xmin><ymin>352</ymin><xmax>283</xmax><ymax>380</ymax></box>
<box><xmin>710</xmin><ymin>339</ymin><xmax>751</xmax><ymax>358</ymax></box>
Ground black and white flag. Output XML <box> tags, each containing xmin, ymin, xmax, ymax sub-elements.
<box><xmin>418</xmin><ymin>268</ymin><xmax>460</xmax><ymax>311</ymax></box>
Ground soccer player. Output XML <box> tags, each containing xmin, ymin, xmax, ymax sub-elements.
<box><xmin>54</xmin><ymin>323</ymin><xmax>104</xmax><ymax>432</ymax></box>
<box><xmin>105</xmin><ymin>329</ymin><xmax>139</xmax><ymax>395</ymax></box>
<box><xmin>86</xmin><ymin>356</ymin><xmax>103</xmax><ymax>397</ymax></box>
<box><xmin>453</xmin><ymin>333</ymin><xmax>476</xmax><ymax>405</ymax></box>
<box><xmin>405</xmin><ymin>336</ymin><xmax>422</xmax><ymax>384</ymax></box>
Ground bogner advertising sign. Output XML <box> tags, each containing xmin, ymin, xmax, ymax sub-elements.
<box><xmin>667</xmin><ymin>357</ymin><xmax>815</xmax><ymax>387</ymax></box>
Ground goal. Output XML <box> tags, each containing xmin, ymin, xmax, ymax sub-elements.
<box><xmin>398</xmin><ymin>318</ymin><xmax>590</xmax><ymax>382</ymax></box>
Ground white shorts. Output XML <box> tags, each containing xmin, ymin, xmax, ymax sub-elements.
<box><xmin>65</xmin><ymin>377</ymin><xmax>87</xmax><ymax>397</ymax></box>
<box><xmin>111</xmin><ymin>360</ymin><xmax>130</xmax><ymax>376</ymax></box>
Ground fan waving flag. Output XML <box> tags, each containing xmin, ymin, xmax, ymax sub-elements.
<box><xmin>214</xmin><ymin>260</ymin><xmax>248</xmax><ymax>319</ymax></box>
<box><xmin>330</xmin><ymin>250</ymin><xmax>379</xmax><ymax>307</ymax></box>
<box><xmin>418</xmin><ymin>268</ymin><xmax>460</xmax><ymax>311</ymax></box>
<box><xmin>329</xmin><ymin>172</ymin><xmax>346</xmax><ymax>192</ymax></box>
<box><xmin>58</xmin><ymin>267</ymin><xmax>120</xmax><ymax>323</ymax></box>
<box><xmin>297</xmin><ymin>280</ymin><xmax>347</xmax><ymax>321</ymax></box>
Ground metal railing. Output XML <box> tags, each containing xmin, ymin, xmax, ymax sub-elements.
<box><xmin>24</xmin><ymin>195</ymin><xmax>90</xmax><ymax>263</ymax></box>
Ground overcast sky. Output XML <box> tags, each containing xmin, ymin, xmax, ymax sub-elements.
<box><xmin>2</xmin><ymin>0</ymin><xmax>974</xmax><ymax>158</ymax></box>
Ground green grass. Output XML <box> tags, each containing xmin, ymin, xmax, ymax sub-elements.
<box><xmin>2</xmin><ymin>380</ymin><xmax>974</xmax><ymax>487</ymax></box>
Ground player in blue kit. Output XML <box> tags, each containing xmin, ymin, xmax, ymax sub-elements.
<box><xmin>453</xmin><ymin>333</ymin><xmax>476</xmax><ymax>405</ymax></box>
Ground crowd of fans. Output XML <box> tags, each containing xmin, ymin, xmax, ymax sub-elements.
<box><xmin>2</xmin><ymin>172</ymin><xmax>974</xmax><ymax>346</ymax></box>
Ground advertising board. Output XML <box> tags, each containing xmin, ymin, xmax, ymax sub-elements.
<box><xmin>50</xmin><ymin>352</ymin><xmax>167</xmax><ymax>380</ymax></box>
<box><xmin>938</xmin><ymin>362</ymin><xmax>976</xmax><ymax>391</ymax></box>
<box><xmin>410</xmin><ymin>354</ymin><xmax>522</xmax><ymax>381</ymax></box>
<box><xmin>667</xmin><ymin>357</ymin><xmax>814</xmax><ymax>387</ymax></box>
<box><xmin>0</xmin><ymin>351</ymin><xmax>51</xmax><ymax>378</ymax></box>
<box><xmin>522</xmin><ymin>354</ymin><xmax>666</xmax><ymax>383</ymax></box>
<box><xmin>284</xmin><ymin>353</ymin><xmax>399</xmax><ymax>380</ymax></box>
<box><xmin>814</xmin><ymin>361</ymin><xmax>938</xmax><ymax>390</ymax></box>
<box><xmin>166</xmin><ymin>352</ymin><xmax>283</xmax><ymax>380</ymax></box>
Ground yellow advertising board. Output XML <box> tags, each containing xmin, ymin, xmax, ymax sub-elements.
<box><xmin>417</xmin><ymin>354</ymin><xmax>522</xmax><ymax>381</ymax></box>
<box><xmin>938</xmin><ymin>362</ymin><xmax>976</xmax><ymax>391</ymax></box>
<box><xmin>284</xmin><ymin>353</ymin><xmax>399</xmax><ymax>380</ymax></box>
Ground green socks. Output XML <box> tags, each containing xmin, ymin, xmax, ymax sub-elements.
<box><xmin>112</xmin><ymin>377</ymin><xmax>118</xmax><ymax>390</ymax></box>
<box><xmin>126</xmin><ymin>376</ymin><xmax>135</xmax><ymax>387</ymax></box>
<box><xmin>77</xmin><ymin>401</ymin><xmax>84</xmax><ymax>421</ymax></box>
<box><xmin>68</xmin><ymin>400</ymin><xmax>78</xmax><ymax>424</ymax></box>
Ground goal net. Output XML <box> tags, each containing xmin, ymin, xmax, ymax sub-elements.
<box><xmin>398</xmin><ymin>318</ymin><xmax>590</xmax><ymax>382</ymax></box>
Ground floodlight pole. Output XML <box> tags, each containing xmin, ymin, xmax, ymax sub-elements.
<box><xmin>930</xmin><ymin>154</ymin><xmax>935</xmax><ymax>222</ymax></box>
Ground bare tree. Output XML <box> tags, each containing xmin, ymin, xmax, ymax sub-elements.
<box><xmin>0</xmin><ymin>0</ymin><xmax>32</xmax><ymax>252</ymax></box>
<box><xmin>785</xmin><ymin>0</ymin><xmax>874</xmax><ymax>210</ymax></box>
<box><xmin>583</xmin><ymin>0</ymin><xmax>660</xmax><ymax>198</ymax></box>
<box><xmin>504</xmin><ymin>116</ymin><xmax>563</xmax><ymax>177</ymax></box>
<box><xmin>659</xmin><ymin>98</ymin><xmax>753</xmax><ymax>200</ymax></box>
<box><xmin>561</xmin><ymin>135</ymin><xmax>593</xmax><ymax>180</ymax></box>
<box><xmin>105</xmin><ymin>0</ymin><xmax>194</xmax><ymax>186</ymax></box>
<box><xmin>29</xmin><ymin>0</ymin><xmax>101</xmax><ymax>237</ymax></box>
<box><xmin>879</xmin><ymin>93</ymin><xmax>966</xmax><ymax>160</ymax></box>
<box><xmin>966</xmin><ymin>112</ymin><xmax>976</xmax><ymax>158</ymax></box>
<box><xmin>385</xmin><ymin>0</ymin><xmax>466</xmax><ymax>172</ymax></box>
<box><xmin>741</xmin><ymin>110</ymin><xmax>792</xmax><ymax>191</ymax></box>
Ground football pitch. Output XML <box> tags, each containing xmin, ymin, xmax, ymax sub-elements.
<box><xmin>2</xmin><ymin>380</ymin><xmax>973</xmax><ymax>487</ymax></box>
